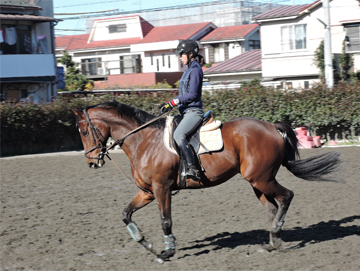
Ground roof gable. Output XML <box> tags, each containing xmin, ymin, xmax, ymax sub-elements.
<box><xmin>200</xmin><ymin>24</ymin><xmax>259</xmax><ymax>42</ymax></box>
<box><xmin>204</xmin><ymin>49</ymin><xmax>262</xmax><ymax>74</ymax></box>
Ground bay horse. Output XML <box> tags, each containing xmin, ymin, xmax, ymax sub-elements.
<box><xmin>72</xmin><ymin>101</ymin><xmax>341</xmax><ymax>263</ymax></box>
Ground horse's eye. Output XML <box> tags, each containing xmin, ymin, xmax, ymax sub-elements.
<box><xmin>82</xmin><ymin>130</ymin><xmax>89</xmax><ymax>137</ymax></box>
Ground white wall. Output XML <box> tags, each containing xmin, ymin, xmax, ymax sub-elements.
<box><xmin>90</xmin><ymin>17</ymin><xmax>143</xmax><ymax>42</ymax></box>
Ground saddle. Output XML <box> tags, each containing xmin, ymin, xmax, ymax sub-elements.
<box><xmin>163</xmin><ymin>111</ymin><xmax>223</xmax><ymax>189</ymax></box>
<box><xmin>164</xmin><ymin>110</ymin><xmax>223</xmax><ymax>156</ymax></box>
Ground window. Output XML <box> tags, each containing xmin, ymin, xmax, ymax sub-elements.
<box><xmin>0</xmin><ymin>25</ymin><xmax>33</xmax><ymax>54</ymax></box>
<box><xmin>162</xmin><ymin>54</ymin><xmax>165</xmax><ymax>66</ymax></box>
<box><xmin>168</xmin><ymin>55</ymin><xmax>171</xmax><ymax>68</ymax></box>
<box><xmin>108</xmin><ymin>24</ymin><xmax>127</xmax><ymax>33</ymax></box>
<box><xmin>281</xmin><ymin>24</ymin><xmax>307</xmax><ymax>51</ymax></box>
<box><xmin>304</xmin><ymin>81</ymin><xmax>309</xmax><ymax>89</ymax></box>
<box><xmin>20</xmin><ymin>89</ymin><xmax>27</xmax><ymax>98</ymax></box>
<box><xmin>120</xmin><ymin>55</ymin><xmax>142</xmax><ymax>74</ymax></box>
<box><xmin>81</xmin><ymin>58</ymin><xmax>102</xmax><ymax>76</ymax></box>
<box><xmin>345</xmin><ymin>24</ymin><xmax>360</xmax><ymax>53</ymax></box>
<box><xmin>213</xmin><ymin>44</ymin><xmax>225</xmax><ymax>62</ymax></box>
<box><xmin>249</xmin><ymin>40</ymin><xmax>261</xmax><ymax>50</ymax></box>
<box><xmin>150</xmin><ymin>53</ymin><xmax>154</xmax><ymax>65</ymax></box>
<box><xmin>156</xmin><ymin>59</ymin><xmax>159</xmax><ymax>71</ymax></box>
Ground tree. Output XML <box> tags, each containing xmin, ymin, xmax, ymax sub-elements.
<box><xmin>314</xmin><ymin>40</ymin><xmax>336</xmax><ymax>82</ymax></box>
<box><xmin>338</xmin><ymin>44</ymin><xmax>354</xmax><ymax>81</ymax></box>
<box><xmin>57</xmin><ymin>51</ymin><xmax>93</xmax><ymax>91</ymax></box>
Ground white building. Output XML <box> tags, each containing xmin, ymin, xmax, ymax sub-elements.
<box><xmin>252</xmin><ymin>0</ymin><xmax>360</xmax><ymax>89</ymax></box>
<box><xmin>0</xmin><ymin>0</ymin><xmax>60</xmax><ymax>102</ymax></box>
<box><xmin>56</xmin><ymin>16</ymin><xmax>216</xmax><ymax>88</ymax></box>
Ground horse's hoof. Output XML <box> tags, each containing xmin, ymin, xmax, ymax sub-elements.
<box><xmin>260</xmin><ymin>244</ymin><xmax>277</xmax><ymax>252</ymax></box>
<box><xmin>153</xmin><ymin>257</ymin><xmax>165</xmax><ymax>264</ymax></box>
<box><xmin>154</xmin><ymin>249</ymin><xmax>175</xmax><ymax>263</ymax></box>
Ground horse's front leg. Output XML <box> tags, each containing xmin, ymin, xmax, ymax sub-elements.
<box><xmin>153</xmin><ymin>185</ymin><xmax>176</xmax><ymax>263</ymax></box>
<box><xmin>122</xmin><ymin>190</ymin><xmax>157</xmax><ymax>255</ymax></box>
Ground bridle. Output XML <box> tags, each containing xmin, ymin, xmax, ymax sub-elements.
<box><xmin>78</xmin><ymin>109</ymin><xmax>109</xmax><ymax>161</ymax></box>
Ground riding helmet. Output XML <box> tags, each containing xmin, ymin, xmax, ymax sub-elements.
<box><xmin>175</xmin><ymin>40</ymin><xmax>199</xmax><ymax>57</ymax></box>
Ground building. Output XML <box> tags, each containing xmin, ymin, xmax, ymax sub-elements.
<box><xmin>0</xmin><ymin>0</ymin><xmax>60</xmax><ymax>102</ymax></box>
<box><xmin>56</xmin><ymin>16</ymin><xmax>216</xmax><ymax>88</ymax></box>
<box><xmin>203</xmin><ymin>49</ymin><xmax>262</xmax><ymax>89</ymax></box>
<box><xmin>252</xmin><ymin>0</ymin><xmax>360</xmax><ymax>89</ymax></box>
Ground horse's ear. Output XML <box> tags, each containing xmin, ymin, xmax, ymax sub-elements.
<box><xmin>71</xmin><ymin>107</ymin><xmax>82</xmax><ymax>116</ymax></box>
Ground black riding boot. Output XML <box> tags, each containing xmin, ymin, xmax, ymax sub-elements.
<box><xmin>178</xmin><ymin>139</ymin><xmax>201</xmax><ymax>181</ymax></box>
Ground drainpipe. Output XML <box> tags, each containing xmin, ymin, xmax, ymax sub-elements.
<box><xmin>50</xmin><ymin>21</ymin><xmax>59</xmax><ymax>100</ymax></box>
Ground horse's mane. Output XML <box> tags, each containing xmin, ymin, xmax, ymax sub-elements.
<box><xmin>86</xmin><ymin>101</ymin><xmax>165</xmax><ymax>129</ymax></box>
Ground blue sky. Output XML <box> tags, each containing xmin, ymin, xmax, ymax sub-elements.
<box><xmin>54</xmin><ymin>0</ymin><xmax>315</xmax><ymax>36</ymax></box>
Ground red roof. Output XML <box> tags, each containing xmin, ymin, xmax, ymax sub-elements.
<box><xmin>201</xmin><ymin>24</ymin><xmax>259</xmax><ymax>42</ymax></box>
<box><xmin>204</xmin><ymin>49</ymin><xmax>262</xmax><ymax>74</ymax></box>
<box><xmin>137</xmin><ymin>22</ymin><xmax>214</xmax><ymax>43</ymax></box>
<box><xmin>56</xmin><ymin>21</ymin><xmax>214</xmax><ymax>51</ymax></box>
<box><xmin>253</xmin><ymin>1</ymin><xmax>320</xmax><ymax>21</ymax></box>
<box><xmin>55</xmin><ymin>34</ymin><xmax>141</xmax><ymax>50</ymax></box>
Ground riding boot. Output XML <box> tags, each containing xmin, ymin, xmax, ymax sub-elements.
<box><xmin>178</xmin><ymin>139</ymin><xmax>201</xmax><ymax>181</ymax></box>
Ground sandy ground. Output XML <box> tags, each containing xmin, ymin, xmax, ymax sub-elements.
<box><xmin>1</xmin><ymin>147</ymin><xmax>360</xmax><ymax>271</ymax></box>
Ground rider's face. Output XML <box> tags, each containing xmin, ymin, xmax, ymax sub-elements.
<box><xmin>180</xmin><ymin>52</ymin><xmax>193</xmax><ymax>65</ymax></box>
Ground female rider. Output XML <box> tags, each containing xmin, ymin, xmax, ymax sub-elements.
<box><xmin>161</xmin><ymin>40</ymin><xmax>204</xmax><ymax>181</ymax></box>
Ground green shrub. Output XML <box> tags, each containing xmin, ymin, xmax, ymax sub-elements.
<box><xmin>1</xmin><ymin>82</ymin><xmax>359</xmax><ymax>156</ymax></box>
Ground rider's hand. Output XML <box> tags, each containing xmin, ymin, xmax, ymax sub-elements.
<box><xmin>160</xmin><ymin>99</ymin><xmax>179</xmax><ymax>112</ymax></box>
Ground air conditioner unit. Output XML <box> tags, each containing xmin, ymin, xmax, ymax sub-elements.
<box><xmin>97</xmin><ymin>68</ymin><xmax>104</xmax><ymax>75</ymax></box>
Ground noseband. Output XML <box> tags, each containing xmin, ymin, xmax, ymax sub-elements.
<box><xmin>79</xmin><ymin>109</ymin><xmax>109</xmax><ymax>161</ymax></box>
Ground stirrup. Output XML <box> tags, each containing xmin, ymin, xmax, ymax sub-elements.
<box><xmin>186</xmin><ymin>167</ymin><xmax>200</xmax><ymax>181</ymax></box>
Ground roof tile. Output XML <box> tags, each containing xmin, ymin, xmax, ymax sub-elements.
<box><xmin>201</xmin><ymin>24</ymin><xmax>259</xmax><ymax>42</ymax></box>
<box><xmin>204</xmin><ymin>49</ymin><xmax>262</xmax><ymax>74</ymax></box>
<box><xmin>137</xmin><ymin>22</ymin><xmax>214</xmax><ymax>43</ymax></box>
<box><xmin>253</xmin><ymin>1</ymin><xmax>319</xmax><ymax>21</ymax></box>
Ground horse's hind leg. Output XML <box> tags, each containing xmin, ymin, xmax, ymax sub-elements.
<box><xmin>252</xmin><ymin>187</ymin><xmax>278</xmax><ymax>223</ymax></box>
<box><xmin>252</xmin><ymin>179</ymin><xmax>294</xmax><ymax>251</ymax></box>
<box><xmin>122</xmin><ymin>190</ymin><xmax>156</xmax><ymax>254</ymax></box>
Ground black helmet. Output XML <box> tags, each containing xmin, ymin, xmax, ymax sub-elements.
<box><xmin>175</xmin><ymin>40</ymin><xmax>199</xmax><ymax>57</ymax></box>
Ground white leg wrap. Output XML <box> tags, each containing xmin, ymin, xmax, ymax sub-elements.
<box><xmin>126</xmin><ymin>222</ymin><xmax>143</xmax><ymax>242</ymax></box>
<box><xmin>164</xmin><ymin>234</ymin><xmax>176</xmax><ymax>250</ymax></box>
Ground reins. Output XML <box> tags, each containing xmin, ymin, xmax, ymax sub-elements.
<box><xmin>81</xmin><ymin>108</ymin><xmax>170</xmax><ymax>195</ymax></box>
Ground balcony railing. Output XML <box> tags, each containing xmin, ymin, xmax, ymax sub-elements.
<box><xmin>80</xmin><ymin>59</ymin><xmax>142</xmax><ymax>78</ymax></box>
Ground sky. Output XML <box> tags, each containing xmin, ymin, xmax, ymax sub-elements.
<box><xmin>53</xmin><ymin>0</ymin><xmax>316</xmax><ymax>37</ymax></box>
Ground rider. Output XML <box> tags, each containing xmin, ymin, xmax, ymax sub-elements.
<box><xmin>161</xmin><ymin>40</ymin><xmax>204</xmax><ymax>181</ymax></box>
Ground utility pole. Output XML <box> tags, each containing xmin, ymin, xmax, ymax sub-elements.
<box><xmin>323</xmin><ymin>0</ymin><xmax>334</xmax><ymax>89</ymax></box>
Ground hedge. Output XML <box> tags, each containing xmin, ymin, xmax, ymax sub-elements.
<box><xmin>1</xmin><ymin>82</ymin><xmax>359</xmax><ymax>156</ymax></box>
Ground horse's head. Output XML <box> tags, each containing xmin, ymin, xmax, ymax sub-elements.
<box><xmin>72</xmin><ymin>108</ymin><xmax>110</xmax><ymax>169</ymax></box>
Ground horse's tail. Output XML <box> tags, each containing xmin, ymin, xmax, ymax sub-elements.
<box><xmin>274</xmin><ymin>123</ymin><xmax>342</xmax><ymax>182</ymax></box>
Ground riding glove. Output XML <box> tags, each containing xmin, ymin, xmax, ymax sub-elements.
<box><xmin>160</xmin><ymin>99</ymin><xmax>179</xmax><ymax>112</ymax></box>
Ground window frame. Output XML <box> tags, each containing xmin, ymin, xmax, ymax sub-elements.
<box><xmin>108</xmin><ymin>24</ymin><xmax>127</xmax><ymax>34</ymax></box>
<box><xmin>281</xmin><ymin>24</ymin><xmax>307</xmax><ymax>52</ymax></box>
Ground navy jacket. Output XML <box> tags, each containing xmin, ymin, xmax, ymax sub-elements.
<box><xmin>175</xmin><ymin>60</ymin><xmax>203</xmax><ymax>115</ymax></box>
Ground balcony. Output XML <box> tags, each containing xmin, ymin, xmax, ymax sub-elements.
<box><xmin>0</xmin><ymin>54</ymin><xmax>56</xmax><ymax>80</ymax></box>
<box><xmin>80</xmin><ymin>57</ymin><xmax>142</xmax><ymax>79</ymax></box>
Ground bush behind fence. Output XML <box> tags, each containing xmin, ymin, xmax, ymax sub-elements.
<box><xmin>1</xmin><ymin>83</ymin><xmax>359</xmax><ymax>156</ymax></box>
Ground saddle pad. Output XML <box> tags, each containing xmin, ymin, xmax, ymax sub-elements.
<box><xmin>164</xmin><ymin>116</ymin><xmax>223</xmax><ymax>155</ymax></box>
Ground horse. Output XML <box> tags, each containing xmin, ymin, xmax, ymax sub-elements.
<box><xmin>72</xmin><ymin>101</ymin><xmax>341</xmax><ymax>263</ymax></box>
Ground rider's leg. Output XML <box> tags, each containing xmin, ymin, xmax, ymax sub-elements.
<box><xmin>173</xmin><ymin>109</ymin><xmax>203</xmax><ymax>180</ymax></box>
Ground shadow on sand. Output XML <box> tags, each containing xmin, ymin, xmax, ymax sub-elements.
<box><xmin>178</xmin><ymin>215</ymin><xmax>360</xmax><ymax>257</ymax></box>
